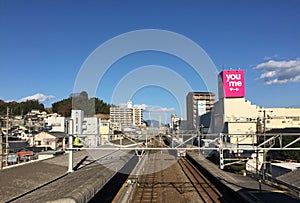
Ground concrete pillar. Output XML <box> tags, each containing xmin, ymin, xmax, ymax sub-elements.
<box><xmin>68</xmin><ymin>135</ymin><xmax>73</xmax><ymax>173</ymax></box>
<box><xmin>62</xmin><ymin>137</ymin><xmax>66</xmax><ymax>150</ymax></box>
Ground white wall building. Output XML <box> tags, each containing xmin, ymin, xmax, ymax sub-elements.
<box><xmin>71</xmin><ymin>110</ymin><xmax>85</xmax><ymax>135</ymax></box>
<box><xmin>44</xmin><ymin>116</ymin><xmax>66</xmax><ymax>132</ymax></box>
<box><xmin>82</xmin><ymin>117</ymin><xmax>100</xmax><ymax>135</ymax></box>
<box><xmin>210</xmin><ymin>70</ymin><xmax>300</xmax><ymax>134</ymax></box>
<box><xmin>71</xmin><ymin>110</ymin><xmax>101</xmax><ymax>147</ymax></box>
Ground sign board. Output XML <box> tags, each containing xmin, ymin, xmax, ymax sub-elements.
<box><xmin>197</xmin><ymin>100</ymin><xmax>206</xmax><ymax>116</ymax></box>
<box><xmin>220</xmin><ymin>70</ymin><xmax>245</xmax><ymax>98</ymax></box>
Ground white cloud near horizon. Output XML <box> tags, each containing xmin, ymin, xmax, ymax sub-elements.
<box><xmin>118</xmin><ymin>102</ymin><xmax>175</xmax><ymax>112</ymax></box>
<box><xmin>254</xmin><ymin>59</ymin><xmax>300</xmax><ymax>85</ymax></box>
<box><xmin>19</xmin><ymin>93</ymin><xmax>55</xmax><ymax>103</ymax></box>
<box><xmin>135</xmin><ymin>104</ymin><xmax>175</xmax><ymax>112</ymax></box>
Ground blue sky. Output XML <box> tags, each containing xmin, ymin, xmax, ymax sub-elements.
<box><xmin>1</xmin><ymin>0</ymin><xmax>300</xmax><ymax>122</ymax></box>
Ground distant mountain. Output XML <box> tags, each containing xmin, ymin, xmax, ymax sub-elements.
<box><xmin>146</xmin><ymin>120</ymin><xmax>164</xmax><ymax>128</ymax></box>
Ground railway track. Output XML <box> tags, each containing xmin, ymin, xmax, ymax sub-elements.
<box><xmin>133</xmin><ymin>150</ymin><xmax>161</xmax><ymax>202</ymax></box>
<box><xmin>178</xmin><ymin>158</ymin><xmax>225</xmax><ymax>203</ymax></box>
<box><xmin>114</xmin><ymin>136</ymin><xmax>228</xmax><ymax>203</ymax></box>
<box><xmin>127</xmin><ymin>154</ymin><xmax>227</xmax><ymax>203</ymax></box>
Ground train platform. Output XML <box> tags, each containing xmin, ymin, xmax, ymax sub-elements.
<box><xmin>0</xmin><ymin>149</ymin><xmax>133</xmax><ymax>203</ymax></box>
<box><xmin>188</xmin><ymin>151</ymin><xmax>300</xmax><ymax>203</ymax></box>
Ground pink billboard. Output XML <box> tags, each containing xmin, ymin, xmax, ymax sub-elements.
<box><xmin>222</xmin><ymin>70</ymin><xmax>245</xmax><ymax>98</ymax></box>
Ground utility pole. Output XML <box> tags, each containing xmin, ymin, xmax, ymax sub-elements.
<box><xmin>0</xmin><ymin>132</ymin><xmax>2</xmax><ymax>170</ymax></box>
<box><xmin>263</xmin><ymin>110</ymin><xmax>266</xmax><ymax>180</ymax></box>
<box><xmin>6</xmin><ymin>107</ymin><xmax>9</xmax><ymax>165</ymax></box>
<box><xmin>259</xmin><ymin>109</ymin><xmax>272</xmax><ymax>180</ymax></box>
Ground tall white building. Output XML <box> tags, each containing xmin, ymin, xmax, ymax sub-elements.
<box><xmin>110</xmin><ymin>101</ymin><xmax>143</xmax><ymax>130</ymax></box>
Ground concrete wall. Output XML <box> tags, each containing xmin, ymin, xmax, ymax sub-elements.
<box><xmin>225</xmin><ymin>122</ymin><xmax>256</xmax><ymax>134</ymax></box>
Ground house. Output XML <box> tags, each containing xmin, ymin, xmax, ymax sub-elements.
<box><xmin>33</xmin><ymin>131</ymin><xmax>67</xmax><ymax>150</ymax></box>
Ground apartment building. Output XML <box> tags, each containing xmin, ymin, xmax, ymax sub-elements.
<box><xmin>110</xmin><ymin>101</ymin><xmax>143</xmax><ymax>130</ymax></box>
<box><xmin>186</xmin><ymin>92</ymin><xmax>215</xmax><ymax>130</ymax></box>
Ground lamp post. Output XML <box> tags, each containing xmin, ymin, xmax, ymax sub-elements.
<box><xmin>0</xmin><ymin>133</ymin><xmax>2</xmax><ymax>170</ymax></box>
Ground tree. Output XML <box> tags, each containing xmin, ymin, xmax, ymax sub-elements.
<box><xmin>51</xmin><ymin>91</ymin><xmax>111</xmax><ymax>116</ymax></box>
<box><xmin>0</xmin><ymin>99</ymin><xmax>45</xmax><ymax>116</ymax></box>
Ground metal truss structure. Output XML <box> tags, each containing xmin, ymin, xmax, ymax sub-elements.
<box><xmin>67</xmin><ymin>131</ymin><xmax>300</xmax><ymax>173</ymax></box>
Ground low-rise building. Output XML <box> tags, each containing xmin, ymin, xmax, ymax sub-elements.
<box><xmin>212</xmin><ymin>97</ymin><xmax>300</xmax><ymax>134</ymax></box>
<box><xmin>33</xmin><ymin>131</ymin><xmax>67</xmax><ymax>150</ymax></box>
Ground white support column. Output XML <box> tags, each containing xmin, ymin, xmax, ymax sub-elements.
<box><xmin>220</xmin><ymin>148</ymin><xmax>224</xmax><ymax>170</ymax></box>
<box><xmin>62</xmin><ymin>137</ymin><xmax>66</xmax><ymax>150</ymax></box>
<box><xmin>68</xmin><ymin>134</ymin><xmax>74</xmax><ymax>173</ymax></box>
<box><xmin>67</xmin><ymin>119</ymin><xmax>74</xmax><ymax>173</ymax></box>
<box><xmin>219</xmin><ymin>133</ymin><xmax>224</xmax><ymax>169</ymax></box>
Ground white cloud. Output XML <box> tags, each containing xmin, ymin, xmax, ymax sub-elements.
<box><xmin>137</xmin><ymin>104</ymin><xmax>175</xmax><ymax>112</ymax></box>
<box><xmin>19</xmin><ymin>93</ymin><xmax>55</xmax><ymax>103</ymax></box>
<box><xmin>263</xmin><ymin>54</ymin><xmax>278</xmax><ymax>61</ymax></box>
<box><xmin>133</xmin><ymin>104</ymin><xmax>148</xmax><ymax>110</ymax></box>
<box><xmin>254</xmin><ymin>59</ymin><xmax>300</xmax><ymax>85</ymax></box>
<box><xmin>118</xmin><ymin>102</ymin><xmax>175</xmax><ymax>112</ymax></box>
<box><xmin>149</xmin><ymin>107</ymin><xmax>175</xmax><ymax>112</ymax></box>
